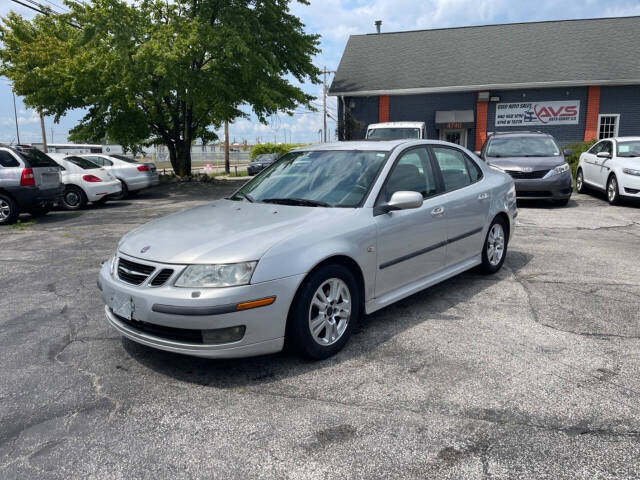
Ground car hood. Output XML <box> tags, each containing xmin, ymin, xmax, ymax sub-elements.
<box><xmin>487</xmin><ymin>156</ymin><xmax>565</xmax><ymax>171</ymax></box>
<box><xmin>118</xmin><ymin>199</ymin><xmax>356</xmax><ymax>265</ymax></box>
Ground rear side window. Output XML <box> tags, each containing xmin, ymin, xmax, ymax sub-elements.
<box><xmin>14</xmin><ymin>148</ymin><xmax>59</xmax><ymax>167</ymax></box>
<box><xmin>64</xmin><ymin>156</ymin><xmax>100</xmax><ymax>170</ymax></box>
<box><xmin>0</xmin><ymin>151</ymin><xmax>20</xmax><ymax>167</ymax></box>
<box><xmin>465</xmin><ymin>157</ymin><xmax>483</xmax><ymax>182</ymax></box>
<box><xmin>431</xmin><ymin>147</ymin><xmax>473</xmax><ymax>192</ymax></box>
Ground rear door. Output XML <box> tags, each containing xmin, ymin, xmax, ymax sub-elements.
<box><xmin>430</xmin><ymin>145</ymin><xmax>490</xmax><ymax>266</ymax></box>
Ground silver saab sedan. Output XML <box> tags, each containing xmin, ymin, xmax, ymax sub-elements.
<box><xmin>98</xmin><ymin>140</ymin><xmax>517</xmax><ymax>360</ymax></box>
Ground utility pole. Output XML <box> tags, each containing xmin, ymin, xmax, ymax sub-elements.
<box><xmin>39</xmin><ymin>112</ymin><xmax>47</xmax><ymax>152</ymax></box>
<box><xmin>12</xmin><ymin>90</ymin><xmax>20</xmax><ymax>144</ymax></box>
<box><xmin>224</xmin><ymin>119</ymin><xmax>230</xmax><ymax>174</ymax></box>
<box><xmin>321</xmin><ymin>67</ymin><xmax>336</xmax><ymax>142</ymax></box>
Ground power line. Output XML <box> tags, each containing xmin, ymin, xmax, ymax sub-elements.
<box><xmin>10</xmin><ymin>0</ymin><xmax>81</xmax><ymax>28</ymax></box>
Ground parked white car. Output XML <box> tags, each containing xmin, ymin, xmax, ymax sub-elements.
<box><xmin>576</xmin><ymin>137</ymin><xmax>640</xmax><ymax>205</ymax></box>
<box><xmin>48</xmin><ymin>154</ymin><xmax>122</xmax><ymax>210</ymax></box>
<box><xmin>79</xmin><ymin>154</ymin><xmax>159</xmax><ymax>199</ymax></box>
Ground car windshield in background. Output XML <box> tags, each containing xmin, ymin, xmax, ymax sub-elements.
<box><xmin>231</xmin><ymin>150</ymin><xmax>388</xmax><ymax>207</ymax></box>
<box><xmin>111</xmin><ymin>154</ymin><xmax>138</xmax><ymax>163</ymax></box>
<box><xmin>14</xmin><ymin>148</ymin><xmax>59</xmax><ymax>167</ymax></box>
<box><xmin>367</xmin><ymin>128</ymin><xmax>420</xmax><ymax>140</ymax></box>
<box><xmin>617</xmin><ymin>141</ymin><xmax>640</xmax><ymax>158</ymax></box>
<box><xmin>487</xmin><ymin>137</ymin><xmax>561</xmax><ymax>157</ymax></box>
<box><xmin>65</xmin><ymin>156</ymin><xmax>101</xmax><ymax>169</ymax></box>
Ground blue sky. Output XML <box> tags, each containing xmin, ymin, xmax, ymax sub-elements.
<box><xmin>2</xmin><ymin>0</ymin><xmax>640</xmax><ymax>145</ymax></box>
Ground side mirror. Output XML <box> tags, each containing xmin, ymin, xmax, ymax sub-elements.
<box><xmin>376</xmin><ymin>191</ymin><xmax>423</xmax><ymax>215</ymax></box>
<box><xmin>563</xmin><ymin>149</ymin><xmax>573</xmax><ymax>156</ymax></box>
<box><xmin>596</xmin><ymin>151</ymin><xmax>611</xmax><ymax>159</ymax></box>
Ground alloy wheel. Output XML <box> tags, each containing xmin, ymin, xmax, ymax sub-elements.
<box><xmin>65</xmin><ymin>190</ymin><xmax>80</xmax><ymax>207</ymax></box>
<box><xmin>576</xmin><ymin>171</ymin><xmax>583</xmax><ymax>191</ymax></box>
<box><xmin>308</xmin><ymin>278</ymin><xmax>351</xmax><ymax>346</ymax></box>
<box><xmin>487</xmin><ymin>223</ymin><xmax>505</xmax><ymax>266</ymax></box>
<box><xmin>608</xmin><ymin>177</ymin><xmax>617</xmax><ymax>202</ymax></box>
<box><xmin>0</xmin><ymin>199</ymin><xmax>10</xmax><ymax>221</ymax></box>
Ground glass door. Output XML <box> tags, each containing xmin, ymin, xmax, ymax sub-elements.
<box><xmin>439</xmin><ymin>129</ymin><xmax>467</xmax><ymax>148</ymax></box>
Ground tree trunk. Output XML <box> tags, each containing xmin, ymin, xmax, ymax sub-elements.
<box><xmin>175</xmin><ymin>142</ymin><xmax>192</xmax><ymax>177</ymax></box>
<box><xmin>224</xmin><ymin>120</ymin><xmax>230</xmax><ymax>174</ymax></box>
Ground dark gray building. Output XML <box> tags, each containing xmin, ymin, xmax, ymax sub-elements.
<box><xmin>329</xmin><ymin>16</ymin><xmax>640</xmax><ymax>150</ymax></box>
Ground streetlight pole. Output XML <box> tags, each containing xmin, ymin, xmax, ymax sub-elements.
<box><xmin>12</xmin><ymin>90</ymin><xmax>20</xmax><ymax>144</ymax></box>
<box><xmin>40</xmin><ymin>112</ymin><xmax>48</xmax><ymax>152</ymax></box>
<box><xmin>321</xmin><ymin>67</ymin><xmax>336</xmax><ymax>143</ymax></box>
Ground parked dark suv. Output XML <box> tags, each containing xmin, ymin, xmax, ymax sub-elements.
<box><xmin>0</xmin><ymin>145</ymin><xmax>63</xmax><ymax>225</ymax></box>
<box><xmin>477</xmin><ymin>132</ymin><xmax>573</xmax><ymax>205</ymax></box>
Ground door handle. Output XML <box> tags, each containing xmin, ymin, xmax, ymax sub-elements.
<box><xmin>431</xmin><ymin>206</ymin><xmax>445</xmax><ymax>217</ymax></box>
<box><xmin>478</xmin><ymin>192</ymin><xmax>489</xmax><ymax>201</ymax></box>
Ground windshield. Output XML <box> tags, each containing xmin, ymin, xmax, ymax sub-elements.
<box><xmin>111</xmin><ymin>154</ymin><xmax>138</xmax><ymax>163</ymax></box>
<box><xmin>64</xmin><ymin>156</ymin><xmax>101</xmax><ymax>169</ymax></box>
<box><xmin>617</xmin><ymin>141</ymin><xmax>640</xmax><ymax>158</ymax></box>
<box><xmin>14</xmin><ymin>148</ymin><xmax>59</xmax><ymax>168</ymax></box>
<box><xmin>231</xmin><ymin>150</ymin><xmax>388</xmax><ymax>207</ymax></box>
<box><xmin>487</xmin><ymin>136</ymin><xmax>561</xmax><ymax>157</ymax></box>
<box><xmin>366</xmin><ymin>128</ymin><xmax>421</xmax><ymax>140</ymax></box>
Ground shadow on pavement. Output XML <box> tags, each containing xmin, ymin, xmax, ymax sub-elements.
<box><xmin>124</xmin><ymin>250</ymin><xmax>534</xmax><ymax>388</ymax></box>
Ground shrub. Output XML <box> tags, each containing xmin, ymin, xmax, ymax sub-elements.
<box><xmin>249</xmin><ymin>143</ymin><xmax>306</xmax><ymax>160</ymax></box>
<box><xmin>563</xmin><ymin>139</ymin><xmax>597</xmax><ymax>177</ymax></box>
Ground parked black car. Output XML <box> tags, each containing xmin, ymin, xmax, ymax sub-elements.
<box><xmin>247</xmin><ymin>153</ymin><xmax>278</xmax><ymax>175</ymax></box>
<box><xmin>0</xmin><ymin>145</ymin><xmax>63</xmax><ymax>225</ymax></box>
<box><xmin>477</xmin><ymin>131</ymin><xmax>573</xmax><ymax>206</ymax></box>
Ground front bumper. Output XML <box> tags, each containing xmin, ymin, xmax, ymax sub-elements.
<box><xmin>513</xmin><ymin>171</ymin><xmax>572</xmax><ymax>200</ymax></box>
<box><xmin>621</xmin><ymin>173</ymin><xmax>640</xmax><ymax>198</ymax></box>
<box><xmin>98</xmin><ymin>259</ymin><xmax>304</xmax><ymax>358</ymax></box>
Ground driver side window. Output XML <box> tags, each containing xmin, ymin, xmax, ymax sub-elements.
<box><xmin>383</xmin><ymin>147</ymin><xmax>436</xmax><ymax>202</ymax></box>
<box><xmin>600</xmin><ymin>141</ymin><xmax>613</xmax><ymax>155</ymax></box>
<box><xmin>588</xmin><ymin>142</ymin><xmax>603</xmax><ymax>154</ymax></box>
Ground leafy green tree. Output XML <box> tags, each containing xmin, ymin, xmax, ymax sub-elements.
<box><xmin>0</xmin><ymin>0</ymin><xmax>320</xmax><ymax>176</ymax></box>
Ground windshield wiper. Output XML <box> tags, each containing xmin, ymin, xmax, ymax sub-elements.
<box><xmin>236</xmin><ymin>192</ymin><xmax>255</xmax><ymax>203</ymax></box>
<box><xmin>262</xmin><ymin>197</ymin><xmax>332</xmax><ymax>207</ymax></box>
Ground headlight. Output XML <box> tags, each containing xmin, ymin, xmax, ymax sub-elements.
<box><xmin>175</xmin><ymin>261</ymin><xmax>257</xmax><ymax>288</ymax></box>
<box><xmin>110</xmin><ymin>255</ymin><xmax>117</xmax><ymax>276</ymax></box>
<box><xmin>545</xmin><ymin>163</ymin><xmax>570</xmax><ymax>178</ymax></box>
<box><xmin>623</xmin><ymin>168</ymin><xmax>640</xmax><ymax>177</ymax></box>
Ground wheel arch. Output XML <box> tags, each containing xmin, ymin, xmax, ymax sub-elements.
<box><xmin>493</xmin><ymin>211</ymin><xmax>511</xmax><ymax>241</ymax></box>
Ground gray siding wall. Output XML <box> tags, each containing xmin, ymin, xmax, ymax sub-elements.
<box><xmin>486</xmin><ymin>87</ymin><xmax>588</xmax><ymax>145</ymax></box>
<box><xmin>345</xmin><ymin>96</ymin><xmax>380</xmax><ymax>139</ymax></box>
<box><xmin>599</xmin><ymin>86</ymin><xmax>640</xmax><ymax>137</ymax></box>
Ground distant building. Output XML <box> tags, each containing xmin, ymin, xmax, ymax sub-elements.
<box><xmin>330</xmin><ymin>16</ymin><xmax>640</xmax><ymax>149</ymax></box>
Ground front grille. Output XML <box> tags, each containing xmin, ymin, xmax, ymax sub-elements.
<box><xmin>150</xmin><ymin>269</ymin><xmax>174</xmax><ymax>286</ymax></box>
<box><xmin>113</xmin><ymin>311</ymin><xmax>203</xmax><ymax>343</ymax></box>
<box><xmin>117</xmin><ymin>257</ymin><xmax>155</xmax><ymax>285</ymax></box>
<box><xmin>506</xmin><ymin>169</ymin><xmax>549</xmax><ymax>179</ymax></box>
<box><xmin>516</xmin><ymin>190</ymin><xmax>553</xmax><ymax>198</ymax></box>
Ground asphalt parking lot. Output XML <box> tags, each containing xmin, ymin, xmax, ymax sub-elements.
<box><xmin>1</xmin><ymin>182</ymin><xmax>639</xmax><ymax>479</ymax></box>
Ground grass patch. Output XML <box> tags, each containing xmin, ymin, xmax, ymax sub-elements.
<box><xmin>8</xmin><ymin>219</ymin><xmax>35</xmax><ymax>231</ymax></box>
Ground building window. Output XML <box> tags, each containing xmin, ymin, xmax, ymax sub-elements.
<box><xmin>597</xmin><ymin>114</ymin><xmax>620</xmax><ymax>139</ymax></box>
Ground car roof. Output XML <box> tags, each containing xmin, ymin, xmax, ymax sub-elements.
<box><xmin>488</xmin><ymin>131</ymin><xmax>552</xmax><ymax>137</ymax></box>
<box><xmin>611</xmin><ymin>136</ymin><xmax>640</xmax><ymax>142</ymax></box>
<box><xmin>367</xmin><ymin>122</ymin><xmax>425</xmax><ymax>129</ymax></box>
<box><xmin>292</xmin><ymin>139</ymin><xmax>468</xmax><ymax>152</ymax></box>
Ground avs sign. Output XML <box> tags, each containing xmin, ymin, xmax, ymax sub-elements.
<box><xmin>495</xmin><ymin>101</ymin><xmax>580</xmax><ymax>127</ymax></box>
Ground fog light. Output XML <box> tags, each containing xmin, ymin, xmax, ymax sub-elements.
<box><xmin>201</xmin><ymin>325</ymin><xmax>246</xmax><ymax>344</ymax></box>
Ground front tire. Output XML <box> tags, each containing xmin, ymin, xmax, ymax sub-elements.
<box><xmin>607</xmin><ymin>175</ymin><xmax>621</xmax><ymax>206</ymax></box>
<box><xmin>576</xmin><ymin>168</ymin><xmax>587</xmax><ymax>194</ymax></box>
<box><xmin>61</xmin><ymin>185</ymin><xmax>87</xmax><ymax>210</ymax></box>
<box><xmin>0</xmin><ymin>194</ymin><xmax>19</xmax><ymax>225</ymax></box>
<box><xmin>288</xmin><ymin>264</ymin><xmax>360</xmax><ymax>360</ymax></box>
<box><xmin>480</xmin><ymin>216</ymin><xmax>508</xmax><ymax>274</ymax></box>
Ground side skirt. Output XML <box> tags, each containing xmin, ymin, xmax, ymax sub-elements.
<box><xmin>364</xmin><ymin>255</ymin><xmax>482</xmax><ymax>315</ymax></box>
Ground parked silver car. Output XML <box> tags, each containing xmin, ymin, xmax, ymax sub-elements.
<box><xmin>79</xmin><ymin>154</ymin><xmax>159</xmax><ymax>199</ymax></box>
<box><xmin>98</xmin><ymin>140</ymin><xmax>517</xmax><ymax>360</ymax></box>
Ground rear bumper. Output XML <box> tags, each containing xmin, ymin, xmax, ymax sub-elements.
<box><xmin>85</xmin><ymin>180</ymin><xmax>122</xmax><ymax>202</ymax></box>
<box><xmin>9</xmin><ymin>185</ymin><xmax>63</xmax><ymax>208</ymax></box>
<box><xmin>125</xmin><ymin>173</ymin><xmax>160</xmax><ymax>191</ymax></box>
<box><xmin>514</xmin><ymin>171</ymin><xmax>572</xmax><ymax>200</ymax></box>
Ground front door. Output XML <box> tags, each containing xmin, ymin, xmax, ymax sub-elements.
<box><xmin>430</xmin><ymin>145</ymin><xmax>490</xmax><ymax>266</ymax></box>
<box><xmin>581</xmin><ymin>141</ymin><xmax>603</xmax><ymax>187</ymax></box>
<box><xmin>440</xmin><ymin>129</ymin><xmax>467</xmax><ymax>148</ymax></box>
<box><xmin>596</xmin><ymin>140</ymin><xmax>614</xmax><ymax>188</ymax></box>
<box><xmin>374</xmin><ymin>147</ymin><xmax>446</xmax><ymax>297</ymax></box>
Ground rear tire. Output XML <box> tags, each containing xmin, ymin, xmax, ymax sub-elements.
<box><xmin>61</xmin><ymin>185</ymin><xmax>87</xmax><ymax>210</ymax></box>
<box><xmin>288</xmin><ymin>264</ymin><xmax>360</xmax><ymax>360</ymax></box>
<box><xmin>113</xmin><ymin>180</ymin><xmax>128</xmax><ymax>200</ymax></box>
<box><xmin>607</xmin><ymin>175</ymin><xmax>621</xmax><ymax>206</ymax></box>
<box><xmin>0</xmin><ymin>194</ymin><xmax>19</xmax><ymax>225</ymax></box>
<box><xmin>480</xmin><ymin>216</ymin><xmax>508</xmax><ymax>274</ymax></box>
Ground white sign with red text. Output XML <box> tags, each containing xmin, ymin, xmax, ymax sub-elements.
<box><xmin>495</xmin><ymin>101</ymin><xmax>580</xmax><ymax>126</ymax></box>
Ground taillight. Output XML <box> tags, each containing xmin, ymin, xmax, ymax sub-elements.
<box><xmin>137</xmin><ymin>165</ymin><xmax>150</xmax><ymax>172</ymax></box>
<box><xmin>20</xmin><ymin>168</ymin><xmax>35</xmax><ymax>186</ymax></box>
<box><xmin>82</xmin><ymin>174</ymin><xmax>102</xmax><ymax>182</ymax></box>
